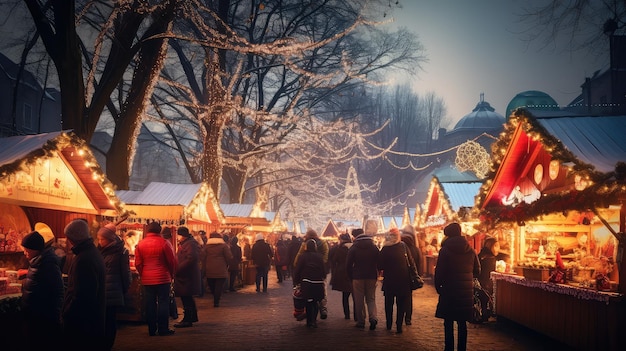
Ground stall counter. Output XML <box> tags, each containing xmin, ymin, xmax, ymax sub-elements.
<box><xmin>491</xmin><ymin>272</ymin><xmax>625</xmax><ymax>350</ymax></box>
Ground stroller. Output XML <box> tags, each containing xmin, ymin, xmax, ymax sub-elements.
<box><xmin>470</xmin><ymin>278</ymin><xmax>494</xmax><ymax>324</ymax></box>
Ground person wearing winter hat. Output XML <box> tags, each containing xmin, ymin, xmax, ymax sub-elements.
<box><xmin>21</xmin><ymin>230</ymin><xmax>64</xmax><ymax>349</ymax></box>
<box><xmin>97</xmin><ymin>223</ymin><xmax>131</xmax><ymax>350</ymax></box>
<box><xmin>435</xmin><ymin>222</ymin><xmax>480</xmax><ymax>351</ymax></box>
<box><xmin>173</xmin><ymin>226</ymin><xmax>201</xmax><ymax>327</ymax></box>
<box><xmin>250</xmin><ymin>232</ymin><xmax>273</xmax><ymax>293</ymax></box>
<box><xmin>62</xmin><ymin>219</ymin><xmax>107</xmax><ymax>351</ymax></box>
<box><xmin>134</xmin><ymin>222</ymin><xmax>177</xmax><ymax>336</ymax></box>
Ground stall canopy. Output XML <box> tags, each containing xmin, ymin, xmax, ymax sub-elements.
<box><xmin>421</xmin><ymin>176</ymin><xmax>482</xmax><ymax>228</ymax></box>
<box><xmin>116</xmin><ymin>182</ymin><xmax>223</xmax><ymax>225</ymax></box>
<box><xmin>0</xmin><ymin>131</ymin><xmax>124</xmax><ymax>216</ymax></box>
<box><xmin>476</xmin><ymin>109</ymin><xmax>626</xmax><ymax>225</ymax></box>
<box><xmin>220</xmin><ymin>203</ymin><xmax>272</xmax><ymax>232</ymax></box>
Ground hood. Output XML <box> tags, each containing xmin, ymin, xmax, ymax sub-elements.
<box><xmin>440</xmin><ymin>235</ymin><xmax>473</xmax><ymax>255</ymax></box>
<box><xmin>352</xmin><ymin>234</ymin><xmax>374</xmax><ymax>248</ymax></box>
<box><xmin>384</xmin><ymin>233</ymin><xmax>401</xmax><ymax>246</ymax></box>
<box><xmin>207</xmin><ymin>237</ymin><xmax>226</xmax><ymax>245</ymax></box>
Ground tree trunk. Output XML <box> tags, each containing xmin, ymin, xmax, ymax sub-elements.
<box><xmin>223</xmin><ymin>166</ymin><xmax>246</xmax><ymax>203</ymax></box>
<box><xmin>105</xmin><ymin>1</ymin><xmax>176</xmax><ymax>189</ymax></box>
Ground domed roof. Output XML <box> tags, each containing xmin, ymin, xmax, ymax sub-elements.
<box><xmin>453</xmin><ymin>94</ymin><xmax>505</xmax><ymax>131</ymax></box>
<box><xmin>505</xmin><ymin>90</ymin><xmax>560</xmax><ymax>118</ymax></box>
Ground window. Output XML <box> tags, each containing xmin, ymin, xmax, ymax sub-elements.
<box><xmin>23</xmin><ymin>103</ymin><xmax>33</xmax><ymax>130</ymax></box>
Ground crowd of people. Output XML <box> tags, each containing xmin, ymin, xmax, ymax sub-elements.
<box><xmin>19</xmin><ymin>219</ymin><xmax>498</xmax><ymax>351</ymax></box>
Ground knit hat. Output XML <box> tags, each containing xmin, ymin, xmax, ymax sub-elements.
<box><xmin>22</xmin><ymin>231</ymin><xmax>45</xmax><ymax>251</ymax></box>
<box><xmin>255</xmin><ymin>233</ymin><xmax>264</xmax><ymax>242</ymax></box>
<box><xmin>97</xmin><ymin>223</ymin><xmax>119</xmax><ymax>242</ymax></box>
<box><xmin>146</xmin><ymin>221</ymin><xmax>161</xmax><ymax>234</ymax></box>
<box><xmin>64</xmin><ymin>219</ymin><xmax>91</xmax><ymax>244</ymax></box>
<box><xmin>339</xmin><ymin>233</ymin><xmax>351</xmax><ymax>243</ymax></box>
<box><xmin>351</xmin><ymin>228</ymin><xmax>364</xmax><ymax>238</ymax></box>
<box><xmin>177</xmin><ymin>226</ymin><xmax>191</xmax><ymax>237</ymax></box>
<box><xmin>34</xmin><ymin>222</ymin><xmax>55</xmax><ymax>246</ymax></box>
<box><xmin>443</xmin><ymin>222</ymin><xmax>462</xmax><ymax>237</ymax></box>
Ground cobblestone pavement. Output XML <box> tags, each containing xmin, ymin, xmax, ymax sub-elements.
<box><xmin>113</xmin><ymin>274</ymin><xmax>575</xmax><ymax>351</ymax></box>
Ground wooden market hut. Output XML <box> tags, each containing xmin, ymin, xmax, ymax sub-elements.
<box><xmin>0</xmin><ymin>131</ymin><xmax>125</xmax><ymax>269</ymax></box>
<box><xmin>116</xmin><ymin>181</ymin><xmax>223</xmax><ymax>242</ymax></box>
<box><xmin>419</xmin><ymin>176</ymin><xmax>482</xmax><ymax>276</ymax></box>
<box><xmin>475</xmin><ymin>109</ymin><xmax>626</xmax><ymax>350</ymax></box>
<box><xmin>320</xmin><ymin>219</ymin><xmax>340</xmax><ymax>238</ymax></box>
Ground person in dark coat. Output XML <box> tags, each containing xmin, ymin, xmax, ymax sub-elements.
<box><xmin>62</xmin><ymin>219</ymin><xmax>107</xmax><ymax>351</ymax></box>
<box><xmin>228</xmin><ymin>236</ymin><xmax>243</xmax><ymax>292</ymax></box>
<box><xmin>346</xmin><ymin>228</ymin><xmax>380</xmax><ymax>330</ymax></box>
<box><xmin>173</xmin><ymin>226</ymin><xmax>202</xmax><ymax>327</ymax></box>
<box><xmin>287</xmin><ymin>235</ymin><xmax>302</xmax><ymax>281</ymax></box>
<box><xmin>97</xmin><ymin>223</ymin><xmax>131</xmax><ymax>350</ymax></box>
<box><xmin>20</xmin><ymin>230</ymin><xmax>64</xmax><ymax>350</ymax></box>
<box><xmin>294</xmin><ymin>229</ymin><xmax>329</xmax><ymax>319</ymax></box>
<box><xmin>274</xmin><ymin>239</ymin><xmax>289</xmax><ymax>283</ymax></box>
<box><xmin>400</xmin><ymin>224</ymin><xmax>422</xmax><ymax>326</ymax></box>
<box><xmin>378</xmin><ymin>228</ymin><xmax>416</xmax><ymax>334</ymax></box>
<box><xmin>329</xmin><ymin>233</ymin><xmax>354</xmax><ymax>320</ymax></box>
<box><xmin>434</xmin><ymin>223</ymin><xmax>480</xmax><ymax>351</ymax></box>
<box><xmin>250</xmin><ymin>233</ymin><xmax>273</xmax><ymax>293</ymax></box>
<box><xmin>293</xmin><ymin>239</ymin><xmax>327</xmax><ymax>328</ymax></box>
<box><xmin>477</xmin><ymin>236</ymin><xmax>499</xmax><ymax>321</ymax></box>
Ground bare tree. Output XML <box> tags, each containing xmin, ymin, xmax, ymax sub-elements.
<box><xmin>518</xmin><ymin>0</ymin><xmax>624</xmax><ymax>55</ymax></box>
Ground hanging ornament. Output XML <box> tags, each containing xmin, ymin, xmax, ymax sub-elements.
<box><xmin>455</xmin><ymin>140</ymin><xmax>490</xmax><ymax>178</ymax></box>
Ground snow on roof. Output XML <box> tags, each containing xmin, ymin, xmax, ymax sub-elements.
<box><xmin>221</xmin><ymin>203</ymin><xmax>255</xmax><ymax>217</ymax></box>
<box><xmin>439</xmin><ymin>182</ymin><xmax>483</xmax><ymax>212</ymax></box>
<box><xmin>0</xmin><ymin>131</ymin><xmax>64</xmax><ymax>166</ymax></box>
<box><xmin>117</xmin><ymin>182</ymin><xmax>203</xmax><ymax>205</ymax></box>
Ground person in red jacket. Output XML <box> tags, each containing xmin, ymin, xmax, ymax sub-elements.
<box><xmin>134</xmin><ymin>221</ymin><xmax>177</xmax><ymax>336</ymax></box>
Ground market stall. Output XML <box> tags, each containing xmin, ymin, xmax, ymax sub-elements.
<box><xmin>115</xmin><ymin>181</ymin><xmax>223</xmax><ymax>320</ymax></box>
<box><xmin>0</xmin><ymin>131</ymin><xmax>125</xmax><ymax>337</ymax></box>
<box><xmin>476</xmin><ymin>110</ymin><xmax>626</xmax><ymax>350</ymax></box>
<box><xmin>418</xmin><ymin>176</ymin><xmax>482</xmax><ymax>276</ymax></box>
<box><xmin>219</xmin><ymin>203</ymin><xmax>274</xmax><ymax>285</ymax></box>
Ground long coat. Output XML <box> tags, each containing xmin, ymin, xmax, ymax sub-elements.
<box><xmin>62</xmin><ymin>239</ymin><xmax>106</xmax><ymax>348</ymax></box>
<box><xmin>250</xmin><ymin>239</ymin><xmax>273</xmax><ymax>268</ymax></box>
<box><xmin>478</xmin><ymin>247</ymin><xmax>496</xmax><ymax>295</ymax></box>
<box><xmin>21</xmin><ymin>246</ymin><xmax>64</xmax><ymax>342</ymax></box>
<box><xmin>293</xmin><ymin>251</ymin><xmax>327</xmax><ymax>301</ymax></box>
<box><xmin>329</xmin><ymin>243</ymin><xmax>352</xmax><ymax>292</ymax></box>
<box><xmin>378</xmin><ymin>241</ymin><xmax>414</xmax><ymax>297</ymax></box>
<box><xmin>434</xmin><ymin>235</ymin><xmax>480</xmax><ymax>321</ymax></box>
<box><xmin>99</xmin><ymin>239</ymin><xmax>132</xmax><ymax>307</ymax></box>
<box><xmin>174</xmin><ymin>236</ymin><xmax>202</xmax><ymax>296</ymax></box>
<box><xmin>228</xmin><ymin>237</ymin><xmax>243</xmax><ymax>272</ymax></box>
<box><xmin>203</xmin><ymin>237</ymin><xmax>233</xmax><ymax>279</ymax></box>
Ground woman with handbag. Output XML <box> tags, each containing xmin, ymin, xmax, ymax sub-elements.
<box><xmin>378</xmin><ymin>228</ymin><xmax>417</xmax><ymax>334</ymax></box>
